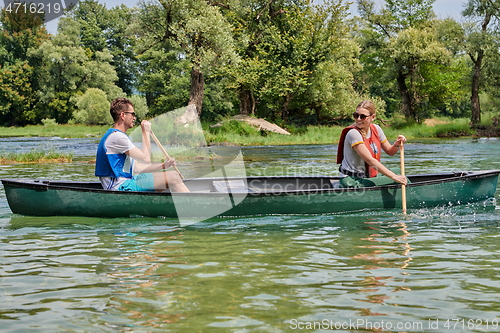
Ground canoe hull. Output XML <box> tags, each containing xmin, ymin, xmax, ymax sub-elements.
<box><xmin>2</xmin><ymin>171</ymin><xmax>499</xmax><ymax>218</ymax></box>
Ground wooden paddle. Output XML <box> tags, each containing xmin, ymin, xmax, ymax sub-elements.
<box><xmin>150</xmin><ymin>131</ymin><xmax>185</xmax><ymax>179</ymax></box>
<box><xmin>400</xmin><ymin>142</ymin><xmax>407</xmax><ymax>214</ymax></box>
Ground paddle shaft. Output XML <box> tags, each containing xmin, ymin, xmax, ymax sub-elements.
<box><xmin>400</xmin><ymin>142</ymin><xmax>407</xmax><ymax>214</ymax></box>
<box><xmin>150</xmin><ymin>131</ymin><xmax>185</xmax><ymax>179</ymax></box>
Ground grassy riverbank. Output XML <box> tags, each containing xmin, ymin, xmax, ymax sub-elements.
<box><xmin>0</xmin><ymin>124</ymin><xmax>109</xmax><ymax>138</ymax></box>
<box><xmin>203</xmin><ymin>117</ymin><xmax>480</xmax><ymax>146</ymax></box>
<box><xmin>0</xmin><ymin>150</ymin><xmax>74</xmax><ymax>164</ymax></box>
<box><xmin>0</xmin><ymin>116</ymin><xmax>495</xmax><ymax>147</ymax></box>
<box><xmin>0</xmin><ymin>117</ymin><xmax>493</xmax><ymax>164</ymax></box>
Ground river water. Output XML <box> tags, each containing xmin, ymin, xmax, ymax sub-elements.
<box><xmin>0</xmin><ymin>137</ymin><xmax>500</xmax><ymax>332</ymax></box>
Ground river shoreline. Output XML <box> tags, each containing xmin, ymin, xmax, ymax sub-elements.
<box><xmin>1</xmin><ymin>119</ymin><xmax>499</xmax><ymax>146</ymax></box>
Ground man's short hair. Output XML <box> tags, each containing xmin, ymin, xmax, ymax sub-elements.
<box><xmin>110</xmin><ymin>98</ymin><xmax>134</xmax><ymax>122</ymax></box>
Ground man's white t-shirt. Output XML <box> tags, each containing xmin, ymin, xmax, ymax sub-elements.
<box><xmin>99</xmin><ymin>131</ymin><xmax>136</xmax><ymax>190</ymax></box>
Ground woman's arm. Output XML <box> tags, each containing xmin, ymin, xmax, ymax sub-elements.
<box><xmin>382</xmin><ymin>135</ymin><xmax>406</xmax><ymax>156</ymax></box>
<box><xmin>353</xmin><ymin>143</ymin><xmax>407</xmax><ymax>185</ymax></box>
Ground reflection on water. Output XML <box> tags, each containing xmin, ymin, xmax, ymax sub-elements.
<box><xmin>0</xmin><ymin>138</ymin><xmax>499</xmax><ymax>331</ymax></box>
<box><xmin>1</xmin><ymin>209</ymin><xmax>500</xmax><ymax>331</ymax></box>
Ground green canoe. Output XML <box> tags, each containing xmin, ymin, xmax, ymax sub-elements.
<box><xmin>2</xmin><ymin>170</ymin><xmax>499</xmax><ymax>219</ymax></box>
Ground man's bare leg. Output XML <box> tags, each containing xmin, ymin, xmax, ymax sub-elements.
<box><xmin>154</xmin><ymin>171</ymin><xmax>190</xmax><ymax>192</ymax></box>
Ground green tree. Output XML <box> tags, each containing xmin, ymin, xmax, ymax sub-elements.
<box><xmin>106</xmin><ymin>5</ymin><xmax>140</xmax><ymax>96</ymax></box>
<box><xmin>221</xmin><ymin>0</ymin><xmax>361</xmax><ymax>124</ymax></box>
<box><xmin>356</xmin><ymin>0</ymin><xmax>455</xmax><ymax>122</ymax></box>
<box><xmin>293</xmin><ymin>0</ymin><xmax>364</xmax><ymax>122</ymax></box>
<box><xmin>433</xmin><ymin>18</ymin><xmax>472</xmax><ymax>117</ymax></box>
<box><xmin>0</xmin><ymin>7</ymin><xmax>48</xmax><ymax>62</ymax></box>
<box><xmin>386</xmin><ymin>27</ymin><xmax>455</xmax><ymax>120</ymax></box>
<box><xmin>128</xmin><ymin>95</ymin><xmax>150</xmax><ymax>120</ymax></box>
<box><xmin>136</xmin><ymin>46</ymin><xmax>236</xmax><ymax>120</ymax></box>
<box><xmin>136</xmin><ymin>49</ymin><xmax>191</xmax><ymax>116</ymax></box>
<box><xmin>72</xmin><ymin>88</ymin><xmax>110</xmax><ymax>125</ymax></box>
<box><xmin>0</xmin><ymin>8</ymin><xmax>49</xmax><ymax>125</ymax></box>
<box><xmin>29</xmin><ymin>19</ymin><xmax>123</xmax><ymax>123</ymax></box>
<box><xmin>462</xmin><ymin>0</ymin><xmax>500</xmax><ymax>125</ymax></box>
<box><xmin>482</xmin><ymin>52</ymin><xmax>500</xmax><ymax>114</ymax></box>
<box><xmin>0</xmin><ymin>61</ymin><xmax>35</xmax><ymax>125</ymax></box>
<box><xmin>218</xmin><ymin>0</ymin><xmax>284</xmax><ymax>117</ymax></box>
<box><xmin>63</xmin><ymin>0</ymin><xmax>139</xmax><ymax>95</ymax></box>
<box><xmin>137</xmin><ymin>0</ymin><xmax>238</xmax><ymax>115</ymax></box>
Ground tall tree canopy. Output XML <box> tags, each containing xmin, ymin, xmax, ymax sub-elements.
<box><xmin>136</xmin><ymin>0</ymin><xmax>238</xmax><ymax>116</ymax></box>
<box><xmin>28</xmin><ymin>16</ymin><xmax>123</xmax><ymax>123</ymax></box>
<box><xmin>356</xmin><ymin>0</ymin><xmax>459</xmax><ymax>122</ymax></box>
<box><xmin>462</xmin><ymin>0</ymin><xmax>500</xmax><ymax>125</ymax></box>
<box><xmin>0</xmin><ymin>0</ymin><xmax>499</xmax><ymax>128</ymax></box>
<box><xmin>62</xmin><ymin>0</ymin><xmax>139</xmax><ymax>95</ymax></box>
<box><xmin>218</xmin><ymin>0</ymin><xmax>362</xmax><ymax>123</ymax></box>
<box><xmin>0</xmin><ymin>9</ymin><xmax>49</xmax><ymax>125</ymax></box>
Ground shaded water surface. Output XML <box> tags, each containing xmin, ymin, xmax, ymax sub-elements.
<box><xmin>0</xmin><ymin>137</ymin><xmax>499</xmax><ymax>332</ymax></box>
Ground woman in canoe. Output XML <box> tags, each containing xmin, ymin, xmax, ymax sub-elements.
<box><xmin>95</xmin><ymin>98</ymin><xmax>190</xmax><ymax>192</ymax></box>
<box><xmin>337</xmin><ymin>100</ymin><xmax>408</xmax><ymax>187</ymax></box>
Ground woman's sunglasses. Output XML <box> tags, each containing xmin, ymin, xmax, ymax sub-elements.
<box><xmin>352</xmin><ymin>112</ymin><xmax>370</xmax><ymax>120</ymax></box>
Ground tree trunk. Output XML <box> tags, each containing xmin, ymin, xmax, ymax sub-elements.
<box><xmin>281</xmin><ymin>93</ymin><xmax>291</xmax><ymax>121</ymax></box>
<box><xmin>239</xmin><ymin>87</ymin><xmax>255</xmax><ymax>116</ymax></box>
<box><xmin>396</xmin><ymin>70</ymin><xmax>415</xmax><ymax>121</ymax></box>
<box><xmin>470</xmin><ymin>13</ymin><xmax>490</xmax><ymax>126</ymax></box>
<box><xmin>470</xmin><ymin>53</ymin><xmax>483</xmax><ymax>126</ymax></box>
<box><xmin>314</xmin><ymin>105</ymin><xmax>321</xmax><ymax>124</ymax></box>
<box><xmin>189</xmin><ymin>67</ymin><xmax>204</xmax><ymax>115</ymax></box>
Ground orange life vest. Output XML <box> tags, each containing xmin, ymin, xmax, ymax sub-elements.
<box><xmin>336</xmin><ymin>124</ymin><xmax>382</xmax><ymax>178</ymax></box>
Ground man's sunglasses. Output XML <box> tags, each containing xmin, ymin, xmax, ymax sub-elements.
<box><xmin>352</xmin><ymin>112</ymin><xmax>370</xmax><ymax>120</ymax></box>
<box><xmin>123</xmin><ymin>112</ymin><xmax>136</xmax><ymax>117</ymax></box>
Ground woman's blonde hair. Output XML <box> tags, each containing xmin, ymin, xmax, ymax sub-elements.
<box><xmin>356</xmin><ymin>100</ymin><xmax>376</xmax><ymax>115</ymax></box>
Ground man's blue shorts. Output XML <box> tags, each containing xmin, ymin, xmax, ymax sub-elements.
<box><xmin>118</xmin><ymin>173</ymin><xmax>156</xmax><ymax>192</ymax></box>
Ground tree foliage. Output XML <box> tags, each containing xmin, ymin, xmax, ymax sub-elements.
<box><xmin>215</xmin><ymin>0</ymin><xmax>365</xmax><ymax>124</ymax></box>
<box><xmin>355</xmin><ymin>0</ymin><xmax>466</xmax><ymax>122</ymax></box>
<box><xmin>462</xmin><ymin>0</ymin><xmax>500</xmax><ymax>125</ymax></box>
<box><xmin>0</xmin><ymin>0</ymin><xmax>499</xmax><ymax>128</ymax></box>
<box><xmin>136</xmin><ymin>0</ymin><xmax>238</xmax><ymax>115</ymax></box>
<box><xmin>28</xmin><ymin>27</ymin><xmax>123</xmax><ymax>123</ymax></box>
<box><xmin>0</xmin><ymin>61</ymin><xmax>35</xmax><ymax>125</ymax></box>
<box><xmin>0</xmin><ymin>8</ymin><xmax>49</xmax><ymax>125</ymax></box>
<box><xmin>64</xmin><ymin>0</ymin><xmax>139</xmax><ymax>95</ymax></box>
<box><xmin>73</xmin><ymin>88</ymin><xmax>110</xmax><ymax>125</ymax></box>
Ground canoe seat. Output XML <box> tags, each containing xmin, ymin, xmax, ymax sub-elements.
<box><xmin>330</xmin><ymin>179</ymin><xmax>342</xmax><ymax>189</ymax></box>
<box><xmin>213</xmin><ymin>180</ymin><xmax>255</xmax><ymax>193</ymax></box>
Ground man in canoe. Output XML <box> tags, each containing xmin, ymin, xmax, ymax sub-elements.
<box><xmin>95</xmin><ymin>98</ymin><xmax>190</xmax><ymax>192</ymax></box>
<box><xmin>337</xmin><ymin>100</ymin><xmax>408</xmax><ymax>187</ymax></box>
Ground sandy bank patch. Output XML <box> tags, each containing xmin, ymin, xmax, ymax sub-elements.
<box><xmin>424</xmin><ymin>119</ymin><xmax>449</xmax><ymax>127</ymax></box>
